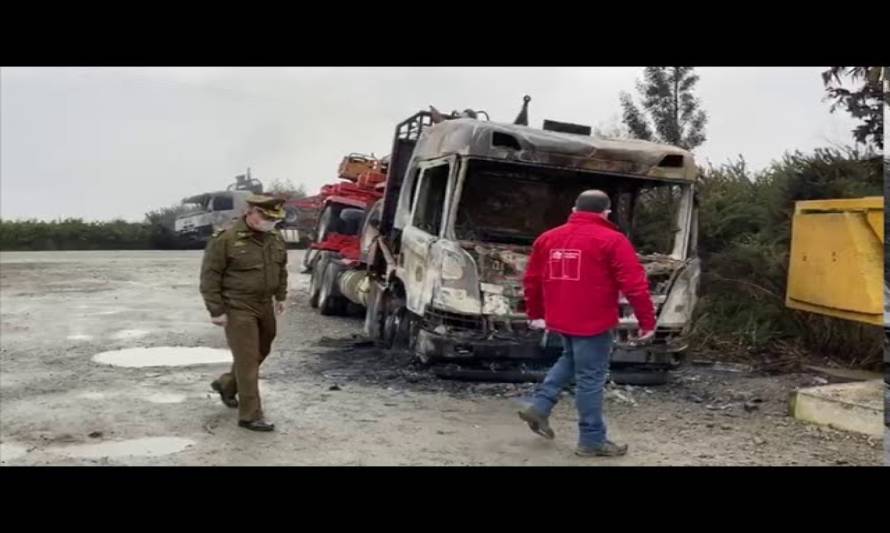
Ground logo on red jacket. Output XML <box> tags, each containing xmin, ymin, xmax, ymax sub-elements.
<box><xmin>548</xmin><ymin>249</ymin><xmax>581</xmax><ymax>281</ymax></box>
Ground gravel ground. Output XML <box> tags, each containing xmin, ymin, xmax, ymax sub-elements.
<box><xmin>0</xmin><ymin>250</ymin><xmax>882</xmax><ymax>466</ymax></box>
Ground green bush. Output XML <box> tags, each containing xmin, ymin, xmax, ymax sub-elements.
<box><xmin>144</xmin><ymin>205</ymin><xmax>190</xmax><ymax>249</ymax></box>
<box><xmin>0</xmin><ymin>204</ymin><xmax>192</xmax><ymax>251</ymax></box>
<box><xmin>691</xmin><ymin>147</ymin><xmax>883</xmax><ymax>370</ymax></box>
<box><xmin>0</xmin><ymin>218</ymin><xmax>151</xmax><ymax>251</ymax></box>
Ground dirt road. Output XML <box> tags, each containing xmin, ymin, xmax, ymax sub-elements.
<box><xmin>0</xmin><ymin>251</ymin><xmax>882</xmax><ymax>465</ymax></box>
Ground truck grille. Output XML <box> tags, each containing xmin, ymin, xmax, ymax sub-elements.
<box><xmin>423</xmin><ymin>309</ymin><xmax>484</xmax><ymax>331</ymax></box>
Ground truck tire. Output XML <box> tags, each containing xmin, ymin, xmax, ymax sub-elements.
<box><xmin>301</xmin><ymin>247</ymin><xmax>319</xmax><ymax>274</ymax></box>
<box><xmin>363</xmin><ymin>279</ymin><xmax>385</xmax><ymax>342</ymax></box>
<box><xmin>319</xmin><ymin>260</ymin><xmax>347</xmax><ymax>316</ymax></box>
<box><xmin>308</xmin><ymin>252</ymin><xmax>329</xmax><ymax>308</ymax></box>
<box><xmin>380</xmin><ymin>284</ymin><xmax>415</xmax><ymax>351</ymax></box>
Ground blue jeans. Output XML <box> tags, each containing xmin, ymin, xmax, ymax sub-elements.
<box><xmin>531</xmin><ymin>331</ymin><xmax>613</xmax><ymax>447</ymax></box>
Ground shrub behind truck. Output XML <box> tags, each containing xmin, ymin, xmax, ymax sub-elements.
<box><xmin>308</xmin><ymin>99</ymin><xmax>701</xmax><ymax>385</ymax></box>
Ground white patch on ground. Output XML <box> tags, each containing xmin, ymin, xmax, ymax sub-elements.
<box><xmin>91</xmin><ymin>310</ymin><xmax>124</xmax><ymax>316</ymax></box>
<box><xmin>78</xmin><ymin>391</ymin><xmax>108</xmax><ymax>400</ymax></box>
<box><xmin>67</xmin><ymin>334</ymin><xmax>93</xmax><ymax>341</ymax></box>
<box><xmin>144</xmin><ymin>393</ymin><xmax>187</xmax><ymax>404</ymax></box>
<box><xmin>0</xmin><ymin>442</ymin><xmax>29</xmax><ymax>464</ymax></box>
<box><xmin>51</xmin><ymin>437</ymin><xmax>195</xmax><ymax>459</ymax></box>
<box><xmin>111</xmin><ymin>329</ymin><xmax>151</xmax><ymax>340</ymax></box>
<box><xmin>293</xmin><ymin>273</ymin><xmax>311</xmax><ymax>292</ymax></box>
<box><xmin>92</xmin><ymin>347</ymin><xmax>231</xmax><ymax>368</ymax></box>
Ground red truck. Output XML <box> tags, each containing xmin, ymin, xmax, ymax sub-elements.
<box><xmin>294</xmin><ymin>154</ymin><xmax>388</xmax><ymax>313</ymax></box>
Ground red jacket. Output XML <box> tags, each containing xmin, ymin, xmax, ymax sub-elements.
<box><xmin>523</xmin><ymin>211</ymin><xmax>656</xmax><ymax>336</ymax></box>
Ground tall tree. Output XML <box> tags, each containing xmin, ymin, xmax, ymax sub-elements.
<box><xmin>620</xmin><ymin>67</ymin><xmax>708</xmax><ymax>150</ymax></box>
<box><xmin>821</xmin><ymin>66</ymin><xmax>886</xmax><ymax>149</ymax></box>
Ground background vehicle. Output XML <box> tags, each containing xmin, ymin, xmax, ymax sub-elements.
<box><xmin>174</xmin><ymin>169</ymin><xmax>303</xmax><ymax>248</ymax></box>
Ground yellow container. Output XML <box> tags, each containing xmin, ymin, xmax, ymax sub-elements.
<box><xmin>785</xmin><ymin>197</ymin><xmax>884</xmax><ymax>326</ymax></box>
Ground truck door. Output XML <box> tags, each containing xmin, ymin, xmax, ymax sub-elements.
<box><xmin>400</xmin><ymin>159</ymin><xmax>453</xmax><ymax>315</ymax></box>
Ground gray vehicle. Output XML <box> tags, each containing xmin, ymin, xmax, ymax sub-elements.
<box><xmin>175</xmin><ymin>190</ymin><xmax>253</xmax><ymax>248</ymax></box>
<box><xmin>173</xmin><ymin>170</ymin><xmax>302</xmax><ymax>248</ymax></box>
<box><xmin>346</xmin><ymin>99</ymin><xmax>701</xmax><ymax>384</ymax></box>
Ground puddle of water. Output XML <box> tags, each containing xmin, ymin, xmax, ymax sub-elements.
<box><xmin>52</xmin><ymin>437</ymin><xmax>195</xmax><ymax>459</ymax></box>
<box><xmin>144</xmin><ymin>393</ymin><xmax>187</xmax><ymax>404</ymax></box>
<box><xmin>92</xmin><ymin>347</ymin><xmax>230</xmax><ymax>368</ymax></box>
<box><xmin>111</xmin><ymin>329</ymin><xmax>150</xmax><ymax>340</ymax></box>
<box><xmin>0</xmin><ymin>442</ymin><xmax>29</xmax><ymax>464</ymax></box>
<box><xmin>68</xmin><ymin>334</ymin><xmax>93</xmax><ymax>341</ymax></box>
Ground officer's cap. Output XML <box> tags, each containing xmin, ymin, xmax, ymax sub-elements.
<box><xmin>246</xmin><ymin>194</ymin><xmax>286</xmax><ymax>220</ymax></box>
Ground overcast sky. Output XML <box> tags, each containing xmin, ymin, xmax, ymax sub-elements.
<box><xmin>0</xmin><ymin>67</ymin><xmax>863</xmax><ymax>222</ymax></box>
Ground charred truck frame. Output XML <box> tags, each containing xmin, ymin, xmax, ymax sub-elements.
<box><xmin>310</xmin><ymin>99</ymin><xmax>701</xmax><ymax>384</ymax></box>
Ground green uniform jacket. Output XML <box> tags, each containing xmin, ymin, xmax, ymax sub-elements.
<box><xmin>200</xmin><ymin>217</ymin><xmax>288</xmax><ymax>317</ymax></box>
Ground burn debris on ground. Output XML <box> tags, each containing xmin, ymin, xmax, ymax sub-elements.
<box><xmin>304</xmin><ymin>335</ymin><xmax>537</xmax><ymax>399</ymax></box>
<box><xmin>299</xmin><ymin>334</ymin><xmax>876</xmax><ymax>428</ymax></box>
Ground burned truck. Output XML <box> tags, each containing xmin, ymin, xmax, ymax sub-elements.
<box><xmin>174</xmin><ymin>171</ymin><xmax>263</xmax><ymax>248</ymax></box>
<box><xmin>315</xmin><ymin>100</ymin><xmax>700</xmax><ymax>384</ymax></box>
<box><xmin>174</xmin><ymin>170</ymin><xmax>303</xmax><ymax>249</ymax></box>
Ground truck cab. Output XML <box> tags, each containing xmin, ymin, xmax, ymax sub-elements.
<box><xmin>363</xmin><ymin>107</ymin><xmax>700</xmax><ymax>383</ymax></box>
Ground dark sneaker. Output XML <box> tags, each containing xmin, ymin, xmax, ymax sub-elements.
<box><xmin>211</xmin><ymin>380</ymin><xmax>238</xmax><ymax>408</ymax></box>
<box><xmin>518</xmin><ymin>405</ymin><xmax>555</xmax><ymax>440</ymax></box>
<box><xmin>575</xmin><ymin>441</ymin><xmax>628</xmax><ymax>457</ymax></box>
<box><xmin>238</xmin><ymin>419</ymin><xmax>275</xmax><ymax>432</ymax></box>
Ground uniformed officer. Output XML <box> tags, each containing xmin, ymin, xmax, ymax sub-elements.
<box><xmin>200</xmin><ymin>194</ymin><xmax>289</xmax><ymax>431</ymax></box>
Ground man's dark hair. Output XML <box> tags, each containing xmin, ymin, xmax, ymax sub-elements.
<box><xmin>574</xmin><ymin>190</ymin><xmax>611</xmax><ymax>213</ymax></box>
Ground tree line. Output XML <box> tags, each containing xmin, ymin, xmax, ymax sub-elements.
<box><xmin>1</xmin><ymin>178</ymin><xmax>309</xmax><ymax>251</ymax></box>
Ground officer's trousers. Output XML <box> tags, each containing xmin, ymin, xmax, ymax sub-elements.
<box><xmin>217</xmin><ymin>301</ymin><xmax>277</xmax><ymax>422</ymax></box>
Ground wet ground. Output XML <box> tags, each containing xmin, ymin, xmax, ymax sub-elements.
<box><xmin>0</xmin><ymin>250</ymin><xmax>884</xmax><ymax>466</ymax></box>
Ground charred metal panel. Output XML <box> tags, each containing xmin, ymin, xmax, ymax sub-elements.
<box><xmin>410</xmin><ymin>119</ymin><xmax>697</xmax><ymax>182</ymax></box>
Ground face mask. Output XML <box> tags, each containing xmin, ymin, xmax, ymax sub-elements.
<box><xmin>254</xmin><ymin>219</ymin><xmax>277</xmax><ymax>232</ymax></box>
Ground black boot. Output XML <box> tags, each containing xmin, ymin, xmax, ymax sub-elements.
<box><xmin>211</xmin><ymin>380</ymin><xmax>238</xmax><ymax>408</ymax></box>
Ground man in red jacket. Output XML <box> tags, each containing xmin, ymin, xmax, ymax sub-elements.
<box><xmin>519</xmin><ymin>190</ymin><xmax>656</xmax><ymax>457</ymax></box>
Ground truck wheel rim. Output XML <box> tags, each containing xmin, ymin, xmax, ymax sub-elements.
<box><xmin>310</xmin><ymin>268</ymin><xmax>318</xmax><ymax>297</ymax></box>
<box><xmin>319</xmin><ymin>271</ymin><xmax>329</xmax><ymax>303</ymax></box>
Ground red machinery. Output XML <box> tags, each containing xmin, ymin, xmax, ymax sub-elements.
<box><xmin>295</xmin><ymin>153</ymin><xmax>388</xmax><ymax>269</ymax></box>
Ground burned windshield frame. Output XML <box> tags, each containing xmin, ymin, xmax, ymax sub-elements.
<box><xmin>453</xmin><ymin>158</ymin><xmax>690</xmax><ymax>252</ymax></box>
